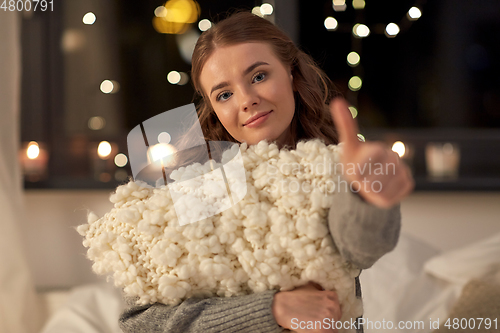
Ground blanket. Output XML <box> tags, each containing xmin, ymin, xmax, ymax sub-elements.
<box><xmin>77</xmin><ymin>139</ymin><xmax>363</xmax><ymax>328</ymax></box>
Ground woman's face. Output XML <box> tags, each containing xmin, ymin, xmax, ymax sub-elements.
<box><xmin>199</xmin><ymin>42</ymin><xmax>295</xmax><ymax>146</ymax></box>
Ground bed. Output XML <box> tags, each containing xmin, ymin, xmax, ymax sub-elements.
<box><xmin>38</xmin><ymin>231</ymin><xmax>500</xmax><ymax>333</ymax></box>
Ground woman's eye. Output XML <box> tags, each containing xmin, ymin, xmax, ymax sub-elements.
<box><xmin>253</xmin><ymin>72</ymin><xmax>266</xmax><ymax>83</ymax></box>
<box><xmin>216</xmin><ymin>91</ymin><xmax>232</xmax><ymax>101</ymax></box>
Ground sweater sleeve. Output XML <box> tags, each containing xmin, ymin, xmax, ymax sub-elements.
<box><xmin>118</xmin><ymin>289</ymin><xmax>284</xmax><ymax>333</ymax></box>
<box><xmin>328</xmin><ymin>188</ymin><xmax>401</xmax><ymax>269</ymax></box>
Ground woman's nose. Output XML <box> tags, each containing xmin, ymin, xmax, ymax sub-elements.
<box><xmin>239</xmin><ymin>87</ymin><xmax>260</xmax><ymax>111</ymax></box>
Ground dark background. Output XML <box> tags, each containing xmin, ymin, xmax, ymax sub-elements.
<box><xmin>20</xmin><ymin>0</ymin><xmax>500</xmax><ymax>190</ymax></box>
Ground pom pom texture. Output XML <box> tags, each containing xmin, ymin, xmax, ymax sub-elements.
<box><xmin>78</xmin><ymin>139</ymin><xmax>363</xmax><ymax>329</ymax></box>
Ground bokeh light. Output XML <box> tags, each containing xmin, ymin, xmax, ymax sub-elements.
<box><xmin>392</xmin><ymin>141</ymin><xmax>406</xmax><ymax>157</ymax></box>
<box><xmin>352</xmin><ymin>0</ymin><xmax>365</xmax><ymax>9</ymax></box>
<box><xmin>88</xmin><ymin>116</ymin><xmax>106</xmax><ymax>130</ymax></box>
<box><xmin>158</xmin><ymin>132</ymin><xmax>172</xmax><ymax>144</ymax></box>
<box><xmin>154</xmin><ymin>6</ymin><xmax>167</xmax><ymax>17</ymax></box>
<box><xmin>252</xmin><ymin>6</ymin><xmax>263</xmax><ymax>17</ymax></box>
<box><xmin>82</xmin><ymin>12</ymin><xmax>96</xmax><ymax>25</ymax></box>
<box><xmin>153</xmin><ymin>0</ymin><xmax>200</xmax><ymax>34</ymax></box>
<box><xmin>27</xmin><ymin>141</ymin><xmax>40</xmax><ymax>159</ymax></box>
<box><xmin>324</xmin><ymin>17</ymin><xmax>338</xmax><ymax>31</ymax></box>
<box><xmin>167</xmin><ymin>71</ymin><xmax>181</xmax><ymax>84</ymax></box>
<box><xmin>114</xmin><ymin>153</ymin><xmax>128</xmax><ymax>167</ymax></box>
<box><xmin>408</xmin><ymin>7</ymin><xmax>422</xmax><ymax>20</ymax></box>
<box><xmin>348</xmin><ymin>76</ymin><xmax>363</xmax><ymax>91</ymax></box>
<box><xmin>198</xmin><ymin>19</ymin><xmax>212</xmax><ymax>31</ymax></box>
<box><xmin>148</xmin><ymin>143</ymin><xmax>178</xmax><ymax>167</ymax></box>
<box><xmin>348</xmin><ymin>106</ymin><xmax>358</xmax><ymax>119</ymax></box>
<box><xmin>333</xmin><ymin>0</ymin><xmax>346</xmax><ymax>12</ymax></box>
<box><xmin>353</xmin><ymin>23</ymin><xmax>370</xmax><ymax>38</ymax></box>
<box><xmin>347</xmin><ymin>52</ymin><xmax>360</xmax><ymax>67</ymax></box>
<box><xmin>385</xmin><ymin>23</ymin><xmax>400</xmax><ymax>37</ymax></box>
<box><xmin>97</xmin><ymin>141</ymin><xmax>112</xmax><ymax>159</ymax></box>
<box><xmin>260</xmin><ymin>3</ymin><xmax>273</xmax><ymax>15</ymax></box>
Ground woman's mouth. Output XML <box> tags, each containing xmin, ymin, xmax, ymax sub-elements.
<box><xmin>244</xmin><ymin>110</ymin><xmax>273</xmax><ymax>128</ymax></box>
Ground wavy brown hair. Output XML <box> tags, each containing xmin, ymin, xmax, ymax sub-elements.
<box><xmin>187</xmin><ymin>11</ymin><xmax>339</xmax><ymax>150</ymax></box>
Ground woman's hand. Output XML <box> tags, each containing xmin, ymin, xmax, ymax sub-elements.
<box><xmin>272</xmin><ymin>281</ymin><xmax>341</xmax><ymax>332</ymax></box>
<box><xmin>330</xmin><ymin>98</ymin><xmax>414</xmax><ymax>208</ymax></box>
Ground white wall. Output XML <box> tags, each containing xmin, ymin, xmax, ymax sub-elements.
<box><xmin>20</xmin><ymin>190</ymin><xmax>500</xmax><ymax>289</ymax></box>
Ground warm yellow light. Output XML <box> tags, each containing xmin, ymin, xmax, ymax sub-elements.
<box><xmin>408</xmin><ymin>7</ymin><xmax>422</xmax><ymax>20</ymax></box>
<box><xmin>27</xmin><ymin>142</ymin><xmax>40</xmax><ymax>159</ymax></box>
<box><xmin>198</xmin><ymin>19</ymin><xmax>211</xmax><ymax>31</ymax></box>
<box><xmin>164</xmin><ymin>0</ymin><xmax>199</xmax><ymax>23</ymax></box>
<box><xmin>352</xmin><ymin>0</ymin><xmax>365</xmax><ymax>9</ymax></box>
<box><xmin>148</xmin><ymin>143</ymin><xmax>178</xmax><ymax>167</ymax></box>
<box><xmin>385</xmin><ymin>23</ymin><xmax>400</xmax><ymax>37</ymax></box>
<box><xmin>348</xmin><ymin>76</ymin><xmax>362</xmax><ymax>91</ymax></box>
<box><xmin>167</xmin><ymin>71</ymin><xmax>181</xmax><ymax>84</ymax></box>
<box><xmin>353</xmin><ymin>24</ymin><xmax>370</xmax><ymax>37</ymax></box>
<box><xmin>348</xmin><ymin>106</ymin><xmax>358</xmax><ymax>119</ymax></box>
<box><xmin>347</xmin><ymin>51</ymin><xmax>360</xmax><ymax>66</ymax></box>
<box><xmin>153</xmin><ymin>17</ymin><xmax>188</xmax><ymax>34</ymax></box>
<box><xmin>114</xmin><ymin>153</ymin><xmax>128</xmax><ymax>167</ymax></box>
<box><xmin>83</xmin><ymin>12</ymin><xmax>96</xmax><ymax>25</ymax></box>
<box><xmin>324</xmin><ymin>17</ymin><xmax>338</xmax><ymax>30</ymax></box>
<box><xmin>97</xmin><ymin>141</ymin><xmax>112</xmax><ymax>159</ymax></box>
<box><xmin>392</xmin><ymin>141</ymin><xmax>406</xmax><ymax>157</ymax></box>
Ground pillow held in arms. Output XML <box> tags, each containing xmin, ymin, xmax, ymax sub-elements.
<box><xmin>77</xmin><ymin>139</ymin><xmax>363</xmax><ymax>325</ymax></box>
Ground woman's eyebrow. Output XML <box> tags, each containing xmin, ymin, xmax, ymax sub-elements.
<box><xmin>242</xmin><ymin>61</ymin><xmax>269</xmax><ymax>76</ymax></box>
<box><xmin>210</xmin><ymin>61</ymin><xmax>270</xmax><ymax>97</ymax></box>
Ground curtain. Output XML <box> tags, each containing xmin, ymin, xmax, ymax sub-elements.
<box><xmin>0</xmin><ymin>10</ymin><xmax>44</xmax><ymax>333</ymax></box>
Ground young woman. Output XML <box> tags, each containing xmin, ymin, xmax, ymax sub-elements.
<box><xmin>119</xmin><ymin>11</ymin><xmax>413</xmax><ymax>333</ymax></box>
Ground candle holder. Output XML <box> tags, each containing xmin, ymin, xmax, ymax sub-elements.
<box><xmin>425</xmin><ymin>142</ymin><xmax>460</xmax><ymax>181</ymax></box>
<box><xmin>19</xmin><ymin>141</ymin><xmax>49</xmax><ymax>182</ymax></box>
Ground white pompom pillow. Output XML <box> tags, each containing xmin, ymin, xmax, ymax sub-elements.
<box><xmin>78</xmin><ymin>139</ymin><xmax>363</xmax><ymax>328</ymax></box>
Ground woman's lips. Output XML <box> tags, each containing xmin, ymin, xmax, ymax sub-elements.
<box><xmin>244</xmin><ymin>111</ymin><xmax>272</xmax><ymax>128</ymax></box>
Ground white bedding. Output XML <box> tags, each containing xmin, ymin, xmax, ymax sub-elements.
<box><xmin>39</xmin><ymin>231</ymin><xmax>500</xmax><ymax>333</ymax></box>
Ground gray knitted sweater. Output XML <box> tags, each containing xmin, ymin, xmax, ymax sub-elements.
<box><xmin>119</xmin><ymin>189</ymin><xmax>401</xmax><ymax>332</ymax></box>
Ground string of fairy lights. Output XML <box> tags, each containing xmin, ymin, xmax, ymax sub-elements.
<box><xmin>324</xmin><ymin>0</ymin><xmax>425</xmax><ymax>120</ymax></box>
